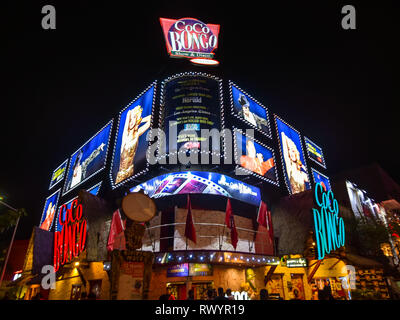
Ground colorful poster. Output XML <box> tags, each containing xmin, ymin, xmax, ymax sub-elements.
<box><xmin>234</xmin><ymin>130</ymin><xmax>278</xmax><ymax>184</ymax></box>
<box><xmin>39</xmin><ymin>188</ymin><xmax>61</xmax><ymax>231</ymax></box>
<box><xmin>304</xmin><ymin>137</ymin><xmax>326</xmax><ymax>168</ymax></box>
<box><xmin>64</xmin><ymin>121</ymin><xmax>112</xmax><ymax>195</ymax></box>
<box><xmin>111</xmin><ymin>84</ymin><xmax>156</xmax><ymax>187</ymax></box>
<box><xmin>275</xmin><ymin>116</ymin><xmax>311</xmax><ymax>194</ymax></box>
<box><xmin>311</xmin><ymin>168</ymin><xmax>331</xmax><ymax>191</ymax></box>
<box><xmin>230</xmin><ymin>83</ymin><xmax>271</xmax><ymax>136</ymax></box>
<box><xmin>130</xmin><ymin>171</ymin><xmax>261</xmax><ymax>206</ymax></box>
<box><xmin>167</xmin><ymin>264</ymin><xmax>189</xmax><ymax>277</ymax></box>
<box><xmin>49</xmin><ymin>159</ymin><xmax>68</xmax><ymax>190</ymax></box>
<box><xmin>55</xmin><ymin>182</ymin><xmax>102</xmax><ymax>232</ymax></box>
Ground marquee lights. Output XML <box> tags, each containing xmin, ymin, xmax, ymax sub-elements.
<box><xmin>229</xmin><ymin>81</ymin><xmax>272</xmax><ymax>139</ymax></box>
<box><xmin>54</xmin><ymin>199</ymin><xmax>87</xmax><ymax>272</ymax></box>
<box><xmin>39</xmin><ymin>188</ymin><xmax>62</xmax><ymax>231</ymax></box>
<box><xmin>63</xmin><ymin>120</ymin><xmax>113</xmax><ymax>197</ymax></box>
<box><xmin>232</xmin><ymin>127</ymin><xmax>279</xmax><ymax>186</ymax></box>
<box><xmin>312</xmin><ymin>182</ymin><xmax>345</xmax><ymax>260</ymax></box>
<box><xmin>109</xmin><ymin>81</ymin><xmax>157</xmax><ymax>190</ymax></box>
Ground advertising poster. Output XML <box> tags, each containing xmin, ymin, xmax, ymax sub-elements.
<box><xmin>189</xmin><ymin>263</ymin><xmax>213</xmax><ymax>276</ymax></box>
<box><xmin>275</xmin><ymin>116</ymin><xmax>311</xmax><ymax>194</ymax></box>
<box><xmin>130</xmin><ymin>171</ymin><xmax>261</xmax><ymax>206</ymax></box>
<box><xmin>39</xmin><ymin>188</ymin><xmax>61</xmax><ymax>231</ymax></box>
<box><xmin>161</xmin><ymin>73</ymin><xmax>222</xmax><ymax>155</ymax></box>
<box><xmin>64</xmin><ymin>121</ymin><xmax>112</xmax><ymax>195</ymax></box>
<box><xmin>111</xmin><ymin>84</ymin><xmax>156</xmax><ymax>187</ymax></box>
<box><xmin>234</xmin><ymin>130</ymin><xmax>278</xmax><ymax>184</ymax></box>
<box><xmin>49</xmin><ymin>159</ymin><xmax>68</xmax><ymax>190</ymax></box>
<box><xmin>230</xmin><ymin>83</ymin><xmax>271</xmax><ymax>136</ymax></box>
<box><xmin>311</xmin><ymin>168</ymin><xmax>331</xmax><ymax>191</ymax></box>
<box><xmin>117</xmin><ymin>262</ymin><xmax>144</xmax><ymax>300</ymax></box>
<box><xmin>55</xmin><ymin>182</ymin><xmax>102</xmax><ymax>232</ymax></box>
<box><xmin>304</xmin><ymin>136</ymin><xmax>326</xmax><ymax>168</ymax></box>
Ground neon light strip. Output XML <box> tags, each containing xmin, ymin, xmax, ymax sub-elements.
<box><xmin>304</xmin><ymin>136</ymin><xmax>327</xmax><ymax>169</ymax></box>
<box><xmin>109</xmin><ymin>81</ymin><xmax>157</xmax><ymax>189</ymax></box>
<box><xmin>228</xmin><ymin>81</ymin><xmax>272</xmax><ymax>139</ymax></box>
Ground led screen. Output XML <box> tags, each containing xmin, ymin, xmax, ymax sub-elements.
<box><xmin>230</xmin><ymin>83</ymin><xmax>271</xmax><ymax>136</ymax></box>
<box><xmin>55</xmin><ymin>182</ymin><xmax>102</xmax><ymax>232</ymax></box>
<box><xmin>304</xmin><ymin>136</ymin><xmax>326</xmax><ymax>168</ymax></box>
<box><xmin>275</xmin><ymin>116</ymin><xmax>311</xmax><ymax>195</ymax></box>
<box><xmin>311</xmin><ymin>168</ymin><xmax>331</xmax><ymax>191</ymax></box>
<box><xmin>64</xmin><ymin>121</ymin><xmax>112</xmax><ymax>195</ymax></box>
<box><xmin>39</xmin><ymin>188</ymin><xmax>61</xmax><ymax>231</ymax></box>
<box><xmin>49</xmin><ymin>159</ymin><xmax>68</xmax><ymax>190</ymax></box>
<box><xmin>111</xmin><ymin>84</ymin><xmax>156</xmax><ymax>187</ymax></box>
<box><xmin>130</xmin><ymin>171</ymin><xmax>261</xmax><ymax>206</ymax></box>
<box><xmin>234</xmin><ymin>130</ymin><xmax>278</xmax><ymax>184</ymax></box>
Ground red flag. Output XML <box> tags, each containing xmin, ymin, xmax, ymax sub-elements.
<box><xmin>225</xmin><ymin>199</ymin><xmax>238</xmax><ymax>249</ymax></box>
<box><xmin>184</xmin><ymin>195</ymin><xmax>197</xmax><ymax>244</ymax></box>
<box><xmin>267</xmin><ymin>209</ymin><xmax>274</xmax><ymax>243</ymax></box>
<box><xmin>257</xmin><ymin>201</ymin><xmax>269</xmax><ymax>229</ymax></box>
<box><xmin>107</xmin><ymin>209</ymin><xmax>126</xmax><ymax>251</ymax></box>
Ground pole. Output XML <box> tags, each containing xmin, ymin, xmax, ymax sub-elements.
<box><xmin>0</xmin><ymin>200</ymin><xmax>20</xmax><ymax>289</ymax></box>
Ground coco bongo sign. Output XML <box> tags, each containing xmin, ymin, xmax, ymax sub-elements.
<box><xmin>160</xmin><ymin>17</ymin><xmax>220</xmax><ymax>59</ymax></box>
<box><xmin>54</xmin><ymin>199</ymin><xmax>87</xmax><ymax>272</ymax></box>
<box><xmin>312</xmin><ymin>182</ymin><xmax>345</xmax><ymax>260</ymax></box>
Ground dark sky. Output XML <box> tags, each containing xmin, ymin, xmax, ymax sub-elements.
<box><xmin>1</xmin><ymin>1</ymin><xmax>399</xmax><ymax>239</ymax></box>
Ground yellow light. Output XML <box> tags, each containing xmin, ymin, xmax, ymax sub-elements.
<box><xmin>74</xmin><ymin>262</ymin><xmax>80</xmax><ymax>267</ymax></box>
<box><xmin>312</xmin><ymin>242</ymin><xmax>316</xmax><ymax>246</ymax></box>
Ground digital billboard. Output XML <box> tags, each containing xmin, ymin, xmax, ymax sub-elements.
<box><xmin>49</xmin><ymin>159</ymin><xmax>68</xmax><ymax>190</ymax></box>
<box><xmin>230</xmin><ymin>82</ymin><xmax>271</xmax><ymax>137</ymax></box>
<box><xmin>234</xmin><ymin>129</ymin><xmax>278</xmax><ymax>185</ymax></box>
<box><xmin>39</xmin><ymin>188</ymin><xmax>61</xmax><ymax>231</ymax></box>
<box><xmin>111</xmin><ymin>83</ymin><xmax>156</xmax><ymax>188</ymax></box>
<box><xmin>275</xmin><ymin>115</ymin><xmax>311</xmax><ymax>195</ymax></box>
<box><xmin>55</xmin><ymin>182</ymin><xmax>102</xmax><ymax>232</ymax></box>
<box><xmin>159</xmin><ymin>73</ymin><xmax>223</xmax><ymax>157</ymax></box>
<box><xmin>304</xmin><ymin>136</ymin><xmax>326</xmax><ymax>168</ymax></box>
<box><xmin>130</xmin><ymin>171</ymin><xmax>261</xmax><ymax>206</ymax></box>
<box><xmin>311</xmin><ymin>168</ymin><xmax>331</xmax><ymax>191</ymax></box>
<box><xmin>63</xmin><ymin>120</ymin><xmax>113</xmax><ymax>195</ymax></box>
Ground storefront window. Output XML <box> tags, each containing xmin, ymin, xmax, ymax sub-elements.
<box><xmin>70</xmin><ymin>284</ymin><xmax>82</xmax><ymax>300</ymax></box>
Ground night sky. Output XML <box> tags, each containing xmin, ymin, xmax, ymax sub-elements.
<box><xmin>1</xmin><ymin>1</ymin><xmax>398</xmax><ymax>239</ymax></box>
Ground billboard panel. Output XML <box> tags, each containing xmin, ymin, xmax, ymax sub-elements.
<box><xmin>64</xmin><ymin>120</ymin><xmax>113</xmax><ymax>195</ymax></box>
<box><xmin>275</xmin><ymin>115</ymin><xmax>311</xmax><ymax>195</ymax></box>
<box><xmin>110</xmin><ymin>83</ymin><xmax>156</xmax><ymax>188</ymax></box>
<box><xmin>39</xmin><ymin>188</ymin><xmax>61</xmax><ymax>231</ymax></box>
<box><xmin>130</xmin><ymin>171</ymin><xmax>261</xmax><ymax>206</ymax></box>
<box><xmin>159</xmin><ymin>73</ymin><xmax>223</xmax><ymax>157</ymax></box>
<box><xmin>304</xmin><ymin>136</ymin><xmax>326</xmax><ymax>168</ymax></box>
<box><xmin>49</xmin><ymin>159</ymin><xmax>68</xmax><ymax>190</ymax></box>
<box><xmin>56</xmin><ymin>182</ymin><xmax>102</xmax><ymax>232</ymax></box>
<box><xmin>233</xmin><ymin>129</ymin><xmax>278</xmax><ymax>185</ymax></box>
<box><xmin>230</xmin><ymin>82</ymin><xmax>271</xmax><ymax>137</ymax></box>
<box><xmin>311</xmin><ymin>168</ymin><xmax>331</xmax><ymax>191</ymax></box>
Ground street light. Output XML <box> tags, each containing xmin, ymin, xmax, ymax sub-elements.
<box><xmin>0</xmin><ymin>198</ymin><xmax>22</xmax><ymax>289</ymax></box>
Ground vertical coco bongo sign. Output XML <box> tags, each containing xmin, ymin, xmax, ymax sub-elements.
<box><xmin>160</xmin><ymin>17</ymin><xmax>220</xmax><ymax>59</ymax></box>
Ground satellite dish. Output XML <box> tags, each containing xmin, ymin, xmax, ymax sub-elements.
<box><xmin>121</xmin><ymin>192</ymin><xmax>156</xmax><ymax>222</ymax></box>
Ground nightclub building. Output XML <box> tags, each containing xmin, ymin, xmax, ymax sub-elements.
<box><xmin>7</xmin><ymin>17</ymin><xmax>400</xmax><ymax>300</ymax></box>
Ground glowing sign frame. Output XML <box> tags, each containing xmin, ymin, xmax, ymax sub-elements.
<box><xmin>229</xmin><ymin>81</ymin><xmax>272</xmax><ymax>139</ymax></box>
<box><xmin>109</xmin><ymin>82</ymin><xmax>157</xmax><ymax>189</ymax></box>
<box><xmin>311</xmin><ymin>168</ymin><xmax>331</xmax><ymax>191</ymax></box>
<box><xmin>63</xmin><ymin>120</ymin><xmax>113</xmax><ymax>196</ymax></box>
<box><xmin>304</xmin><ymin>136</ymin><xmax>326</xmax><ymax>169</ymax></box>
<box><xmin>39</xmin><ymin>188</ymin><xmax>61</xmax><ymax>231</ymax></box>
<box><xmin>49</xmin><ymin>159</ymin><xmax>68</xmax><ymax>190</ymax></box>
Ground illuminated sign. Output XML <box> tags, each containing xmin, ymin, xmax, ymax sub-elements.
<box><xmin>49</xmin><ymin>159</ymin><xmax>68</xmax><ymax>190</ymax></box>
<box><xmin>110</xmin><ymin>83</ymin><xmax>156</xmax><ymax>188</ymax></box>
<box><xmin>286</xmin><ymin>258</ymin><xmax>307</xmax><ymax>268</ymax></box>
<box><xmin>304</xmin><ymin>137</ymin><xmax>326</xmax><ymax>168</ymax></box>
<box><xmin>130</xmin><ymin>171</ymin><xmax>261</xmax><ymax>206</ymax></box>
<box><xmin>190</xmin><ymin>58</ymin><xmax>219</xmax><ymax>66</ymax></box>
<box><xmin>39</xmin><ymin>188</ymin><xmax>61</xmax><ymax>231</ymax></box>
<box><xmin>234</xmin><ymin>129</ymin><xmax>278</xmax><ymax>185</ymax></box>
<box><xmin>54</xmin><ymin>199</ymin><xmax>87</xmax><ymax>272</ymax></box>
<box><xmin>275</xmin><ymin>115</ymin><xmax>311</xmax><ymax>195</ymax></box>
<box><xmin>189</xmin><ymin>263</ymin><xmax>213</xmax><ymax>276</ymax></box>
<box><xmin>311</xmin><ymin>168</ymin><xmax>331</xmax><ymax>191</ymax></box>
<box><xmin>167</xmin><ymin>263</ymin><xmax>189</xmax><ymax>277</ymax></box>
<box><xmin>160</xmin><ymin>17</ymin><xmax>220</xmax><ymax>59</ymax></box>
<box><xmin>312</xmin><ymin>182</ymin><xmax>345</xmax><ymax>260</ymax></box>
<box><xmin>230</xmin><ymin>82</ymin><xmax>271</xmax><ymax>138</ymax></box>
<box><xmin>64</xmin><ymin>120</ymin><xmax>113</xmax><ymax>195</ymax></box>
